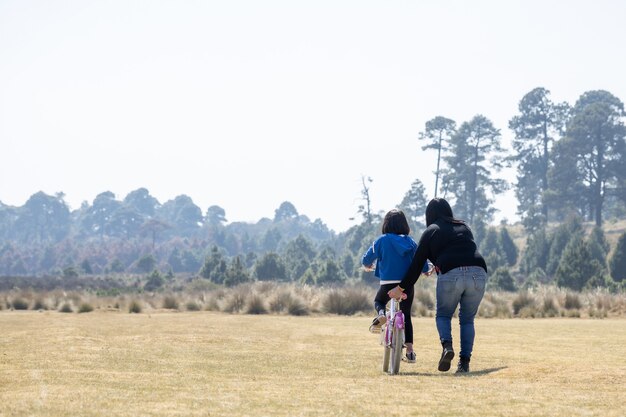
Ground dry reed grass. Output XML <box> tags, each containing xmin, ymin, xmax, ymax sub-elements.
<box><xmin>1</xmin><ymin>281</ymin><xmax>624</xmax><ymax>319</ymax></box>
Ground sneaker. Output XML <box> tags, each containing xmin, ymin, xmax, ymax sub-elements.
<box><xmin>368</xmin><ymin>313</ymin><xmax>387</xmax><ymax>333</ymax></box>
<box><xmin>456</xmin><ymin>357</ymin><xmax>470</xmax><ymax>373</ymax></box>
<box><xmin>438</xmin><ymin>341</ymin><xmax>455</xmax><ymax>372</ymax></box>
<box><xmin>404</xmin><ymin>351</ymin><xmax>416</xmax><ymax>363</ymax></box>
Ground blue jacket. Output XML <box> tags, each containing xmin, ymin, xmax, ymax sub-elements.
<box><xmin>362</xmin><ymin>234</ymin><xmax>428</xmax><ymax>283</ymax></box>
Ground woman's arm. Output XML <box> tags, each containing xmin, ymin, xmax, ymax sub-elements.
<box><xmin>391</xmin><ymin>229</ymin><xmax>432</xmax><ymax>296</ymax></box>
<box><xmin>388</xmin><ymin>240</ymin><xmax>429</xmax><ymax>300</ymax></box>
<box><xmin>400</xmin><ymin>241</ymin><xmax>429</xmax><ymax>289</ymax></box>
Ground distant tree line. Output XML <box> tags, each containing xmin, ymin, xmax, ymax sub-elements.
<box><xmin>0</xmin><ymin>191</ymin><xmax>337</xmax><ymax>279</ymax></box>
<box><xmin>0</xmin><ymin>86</ymin><xmax>624</xmax><ymax>293</ymax></box>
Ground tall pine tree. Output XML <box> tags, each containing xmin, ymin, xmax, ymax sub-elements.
<box><xmin>549</xmin><ymin>90</ymin><xmax>626</xmax><ymax>225</ymax></box>
<box><xmin>609</xmin><ymin>232</ymin><xmax>626</xmax><ymax>283</ymax></box>
<box><xmin>418</xmin><ymin>116</ymin><xmax>456</xmax><ymax>197</ymax></box>
<box><xmin>508</xmin><ymin>87</ymin><xmax>570</xmax><ymax>230</ymax></box>
<box><xmin>442</xmin><ymin>115</ymin><xmax>508</xmax><ymax>225</ymax></box>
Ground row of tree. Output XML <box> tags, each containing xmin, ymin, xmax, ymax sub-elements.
<box><xmin>0</xmin><ymin>192</ymin><xmax>340</xmax><ymax>276</ymax></box>
<box><xmin>518</xmin><ymin>217</ymin><xmax>626</xmax><ymax>291</ymax></box>
<box><xmin>418</xmin><ymin>88</ymin><xmax>626</xmax><ymax>230</ymax></box>
<box><xmin>0</xmin><ymin>86</ymin><xmax>624</xmax><ymax>292</ymax></box>
<box><xmin>1</xmin><ymin>193</ymin><xmax>625</xmax><ymax>291</ymax></box>
<box><xmin>0</xmin><ymin>189</ymin><xmax>332</xmax><ymax>246</ymax></box>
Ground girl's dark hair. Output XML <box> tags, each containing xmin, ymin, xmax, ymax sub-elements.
<box><xmin>425</xmin><ymin>198</ymin><xmax>464</xmax><ymax>226</ymax></box>
<box><xmin>382</xmin><ymin>209</ymin><xmax>410</xmax><ymax>235</ymax></box>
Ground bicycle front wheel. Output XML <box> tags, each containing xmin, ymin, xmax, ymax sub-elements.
<box><xmin>389</xmin><ymin>326</ymin><xmax>404</xmax><ymax>375</ymax></box>
<box><xmin>381</xmin><ymin>327</ymin><xmax>391</xmax><ymax>373</ymax></box>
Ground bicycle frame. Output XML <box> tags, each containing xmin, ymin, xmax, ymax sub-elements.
<box><xmin>384</xmin><ymin>298</ymin><xmax>405</xmax><ymax>345</ymax></box>
<box><xmin>381</xmin><ymin>296</ymin><xmax>405</xmax><ymax>375</ymax></box>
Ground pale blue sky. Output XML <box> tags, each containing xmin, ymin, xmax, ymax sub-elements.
<box><xmin>1</xmin><ymin>1</ymin><xmax>625</xmax><ymax>232</ymax></box>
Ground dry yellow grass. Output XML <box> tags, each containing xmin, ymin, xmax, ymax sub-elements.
<box><xmin>0</xmin><ymin>311</ymin><xmax>624</xmax><ymax>417</ymax></box>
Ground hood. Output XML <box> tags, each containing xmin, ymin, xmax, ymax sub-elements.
<box><xmin>386</xmin><ymin>234</ymin><xmax>417</xmax><ymax>256</ymax></box>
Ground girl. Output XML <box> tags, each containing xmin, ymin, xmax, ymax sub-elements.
<box><xmin>362</xmin><ymin>209</ymin><xmax>430</xmax><ymax>363</ymax></box>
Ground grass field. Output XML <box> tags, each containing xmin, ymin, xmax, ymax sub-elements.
<box><xmin>1</xmin><ymin>311</ymin><xmax>625</xmax><ymax>417</ymax></box>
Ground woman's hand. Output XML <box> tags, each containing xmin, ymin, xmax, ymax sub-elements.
<box><xmin>387</xmin><ymin>286</ymin><xmax>404</xmax><ymax>300</ymax></box>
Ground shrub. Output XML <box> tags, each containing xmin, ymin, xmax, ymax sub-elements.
<box><xmin>269</xmin><ymin>291</ymin><xmax>293</xmax><ymax>314</ymax></box>
<box><xmin>518</xmin><ymin>305</ymin><xmax>538</xmax><ymax>318</ymax></box>
<box><xmin>245</xmin><ymin>294</ymin><xmax>268</xmax><ymax>314</ymax></box>
<box><xmin>162</xmin><ymin>295</ymin><xmax>179</xmax><ymax>310</ymax></box>
<box><xmin>512</xmin><ymin>291</ymin><xmax>535</xmax><ymax>316</ymax></box>
<box><xmin>493</xmin><ymin>300</ymin><xmax>513</xmax><ymax>318</ymax></box>
<box><xmin>321</xmin><ymin>290</ymin><xmax>344</xmax><ymax>314</ymax></box>
<box><xmin>322</xmin><ymin>288</ymin><xmax>369</xmax><ymax>315</ymax></box>
<box><xmin>541</xmin><ymin>297</ymin><xmax>559</xmax><ymax>317</ymax></box>
<box><xmin>11</xmin><ymin>298</ymin><xmax>29</xmax><ymax>310</ymax></box>
<box><xmin>589</xmin><ymin>307</ymin><xmax>608</xmax><ymax>319</ymax></box>
<box><xmin>204</xmin><ymin>297</ymin><xmax>220</xmax><ymax>312</ymax></box>
<box><xmin>59</xmin><ymin>303</ymin><xmax>73</xmax><ymax>313</ymax></box>
<box><xmin>254</xmin><ymin>281</ymin><xmax>277</xmax><ymax>294</ymax></box>
<box><xmin>33</xmin><ymin>299</ymin><xmax>48</xmax><ymax>311</ymax></box>
<box><xmin>414</xmin><ymin>304</ymin><xmax>430</xmax><ymax>317</ymax></box>
<box><xmin>286</xmin><ymin>296</ymin><xmax>309</xmax><ymax>316</ymax></box>
<box><xmin>78</xmin><ymin>303</ymin><xmax>94</xmax><ymax>313</ymax></box>
<box><xmin>222</xmin><ymin>289</ymin><xmax>247</xmax><ymax>313</ymax></box>
<box><xmin>129</xmin><ymin>300</ymin><xmax>142</xmax><ymax>314</ymax></box>
<box><xmin>185</xmin><ymin>301</ymin><xmax>201</xmax><ymax>311</ymax></box>
<box><xmin>595</xmin><ymin>293</ymin><xmax>613</xmax><ymax>312</ymax></box>
<box><xmin>293</xmin><ymin>285</ymin><xmax>321</xmax><ymax>313</ymax></box>
<box><xmin>564</xmin><ymin>292</ymin><xmax>582</xmax><ymax>310</ymax></box>
<box><xmin>416</xmin><ymin>288</ymin><xmax>434</xmax><ymax>309</ymax></box>
<box><xmin>479</xmin><ymin>293</ymin><xmax>512</xmax><ymax>318</ymax></box>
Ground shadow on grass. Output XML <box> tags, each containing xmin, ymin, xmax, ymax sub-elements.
<box><xmin>401</xmin><ymin>366</ymin><xmax>508</xmax><ymax>377</ymax></box>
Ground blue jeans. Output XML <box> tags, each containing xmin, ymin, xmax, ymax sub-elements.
<box><xmin>435</xmin><ymin>266</ymin><xmax>486</xmax><ymax>358</ymax></box>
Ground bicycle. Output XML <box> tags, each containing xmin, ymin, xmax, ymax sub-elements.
<box><xmin>379</xmin><ymin>262</ymin><xmax>435</xmax><ymax>374</ymax></box>
<box><xmin>381</xmin><ymin>294</ymin><xmax>407</xmax><ymax>375</ymax></box>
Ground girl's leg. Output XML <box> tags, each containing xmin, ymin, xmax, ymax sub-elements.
<box><xmin>373</xmin><ymin>284</ymin><xmax>392</xmax><ymax>315</ymax></box>
<box><xmin>369</xmin><ymin>284</ymin><xmax>395</xmax><ymax>332</ymax></box>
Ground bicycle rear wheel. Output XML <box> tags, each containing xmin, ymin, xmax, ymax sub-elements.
<box><xmin>389</xmin><ymin>326</ymin><xmax>404</xmax><ymax>375</ymax></box>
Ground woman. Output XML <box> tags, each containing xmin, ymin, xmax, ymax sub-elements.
<box><xmin>388</xmin><ymin>198</ymin><xmax>487</xmax><ymax>373</ymax></box>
